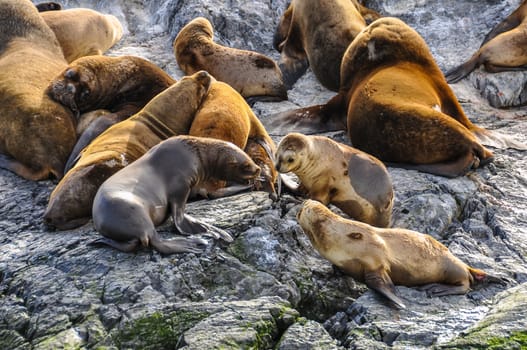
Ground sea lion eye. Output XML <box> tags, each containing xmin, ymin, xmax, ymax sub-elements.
<box><xmin>65</xmin><ymin>68</ymin><xmax>79</xmax><ymax>81</ymax></box>
<box><xmin>287</xmin><ymin>158</ymin><xmax>294</xmax><ymax>163</ymax></box>
<box><xmin>80</xmin><ymin>88</ymin><xmax>90</xmax><ymax>100</ymax></box>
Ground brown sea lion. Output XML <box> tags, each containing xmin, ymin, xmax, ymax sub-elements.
<box><xmin>189</xmin><ymin>80</ymin><xmax>278</xmax><ymax>199</ymax></box>
<box><xmin>41</xmin><ymin>8</ymin><xmax>123</xmax><ymax>63</ymax></box>
<box><xmin>92</xmin><ymin>135</ymin><xmax>261</xmax><ymax>254</ymax></box>
<box><xmin>0</xmin><ymin>0</ymin><xmax>75</xmax><ymax>181</ymax></box>
<box><xmin>297</xmin><ymin>199</ymin><xmax>505</xmax><ymax>309</ymax></box>
<box><xmin>35</xmin><ymin>2</ymin><xmax>61</xmax><ymax>11</ymax></box>
<box><xmin>276</xmin><ymin>133</ymin><xmax>393</xmax><ymax>227</ymax></box>
<box><xmin>273</xmin><ymin>0</ymin><xmax>380</xmax><ymax>91</ymax></box>
<box><xmin>43</xmin><ymin>71</ymin><xmax>212</xmax><ymax>230</ymax></box>
<box><xmin>174</xmin><ymin>17</ymin><xmax>287</xmax><ymax>102</ymax></box>
<box><xmin>446</xmin><ymin>0</ymin><xmax>527</xmax><ymax>83</ymax></box>
<box><xmin>47</xmin><ymin>55</ymin><xmax>176</xmax><ymax>172</ymax></box>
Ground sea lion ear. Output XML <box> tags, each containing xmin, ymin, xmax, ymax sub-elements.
<box><xmin>65</xmin><ymin>68</ymin><xmax>80</xmax><ymax>81</ymax></box>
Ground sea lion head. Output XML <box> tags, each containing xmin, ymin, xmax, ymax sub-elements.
<box><xmin>35</xmin><ymin>2</ymin><xmax>62</xmax><ymax>12</ymax></box>
<box><xmin>215</xmin><ymin>140</ymin><xmax>261</xmax><ymax>183</ymax></box>
<box><xmin>296</xmin><ymin>199</ymin><xmax>335</xmax><ymax>250</ymax></box>
<box><xmin>275</xmin><ymin>132</ymin><xmax>310</xmax><ymax>173</ymax></box>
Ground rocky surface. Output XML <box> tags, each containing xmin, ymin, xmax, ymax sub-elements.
<box><xmin>0</xmin><ymin>0</ymin><xmax>526</xmax><ymax>349</ymax></box>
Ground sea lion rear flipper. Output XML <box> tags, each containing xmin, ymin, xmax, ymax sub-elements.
<box><xmin>364</xmin><ymin>270</ymin><xmax>406</xmax><ymax>309</ymax></box>
<box><xmin>89</xmin><ymin>237</ymin><xmax>140</xmax><ymax>253</ymax></box>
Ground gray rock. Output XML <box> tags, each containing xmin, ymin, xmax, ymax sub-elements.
<box><xmin>0</xmin><ymin>0</ymin><xmax>524</xmax><ymax>348</ymax></box>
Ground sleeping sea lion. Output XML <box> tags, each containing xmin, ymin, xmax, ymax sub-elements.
<box><xmin>43</xmin><ymin>71</ymin><xmax>211</xmax><ymax>230</ymax></box>
<box><xmin>92</xmin><ymin>136</ymin><xmax>260</xmax><ymax>254</ymax></box>
<box><xmin>297</xmin><ymin>199</ymin><xmax>506</xmax><ymax>309</ymax></box>
<box><xmin>276</xmin><ymin>133</ymin><xmax>393</xmax><ymax>227</ymax></box>
<box><xmin>0</xmin><ymin>0</ymin><xmax>75</xmax><ymax>180</ymax></box>
<box><xmin>445</xmin><ymin>0</ymin><xmax>527</xmax><ymax>83</ymax></box>
<box><xmin>174</xmin><ymin>17</ymin><xmax>287</xmax><ymax>102</ymax></box>
<box><xmin>41</xmin><ymin>8</ymin><xmax>123</xmax><ymax>63</ymax></box>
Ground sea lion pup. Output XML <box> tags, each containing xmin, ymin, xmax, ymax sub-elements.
<box><xmin>43</xmin><ymin>71</ymin><xmax>211</xmax><ymax>230</ymax></box>
<box><xmin>0</xmin><ymin>0</ymin><xmax>75</xmax><ymax>181</ymax></box>
<box><xmin>47</xmin><ymin>55</ymin><xmax>176</xmax><ymax>172</ymax></box>
<box><xmin>35</xmin><ymin>2</ymin><xmax>61</xmax><ymax>11</ymax></box>
<box><xmin>275</xmin><ymin>133</ymin><xmax>393</xmax><ymax>227</ymax></box>
<box><xmin>273</xmin><ymin>0</ymin><xmax>380</xmax><ymax>91</ymax></box>
<box><xmin>189</xmin><ymin>80</ymin><xmax>278</xmax><ymax>200</ymax></box>
<box><xmin>445</xmin><ymin>0</ymin><xmax>527</xmax><ymax>83</ymax></box>
<box><xmin>41</xmin><ymin>8</ymin><xmax>123</xmax><ymax>63</ymax></box>
<box><xmin>92</xmin><ymin>136</ymin><xmax>260</xmax><ymax>254</ymax></box>
<box><xmin>297</xmin><ymin>199</ymin><xmax>505</xmax><ymax>309</ymax></box>
<box><xmin>174</xmin><ymin>17</ymin><xmax>287</xmax><ymax>102</ymax></box>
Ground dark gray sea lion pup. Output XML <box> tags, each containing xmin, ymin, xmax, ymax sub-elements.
<box><xmin>297</xmin><ymin>199</ymin><xmax>507</xmax><ymax>309</ymax></box>
<box><xmin>276</xmin><ymin>133</ymin><xmax>393</xmax><ymax>227</ymax></box>
<box><xmin>0</xmin><ymin>0</ymin><xmax>74</xmax><ymax>180</ymax></box>
<box><xmin>44</xmin><ymin>71</ymin><xmax>210</xmax><ymax>230</ymax></box>
<box><xmin>92</xmin><ymin>135</ymin><xmax>261</xmax><ymax>254</ymax></box>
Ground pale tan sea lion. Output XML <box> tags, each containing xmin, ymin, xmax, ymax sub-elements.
<box><xmin>41</xmin><ymin>8</ymin><xmax>123</xmax><ymax>63</ymax></box>
<box><xmin>92</xmin><ymin>136</ymin><xmax>260</xmax><ymax>254</ymax></box>
<box><xmin>0</xmin><ymin>0</ymin><xmax>75</xmax><ymax>180</ymax></box>
<box><xmin>446</xmin><ymin>0</ymin><xmax>527</xmax><ymax>83</ymax></box>
<box><xmin>276</xmin><ymin>133</ymin><xmax>393</xmax><ymax>227</ymax></box>
<box><xmin>174</xmin><ymin>17</ymin><xmax>287</xmax><ymax>102</ymax></box>
<box><xmin>189</xmin><ymin>80</ymin><xmax>278</xmax><ymax>199</ymax></box>
<box><xmin>43</xmin><ymin>71</ymin><xmax>211</xmax><ymax>230</ymax></box>
<box><xmin>297</xmin><ymin>199</ymin><xmax>505</xmax><ymax>308</ymax></box>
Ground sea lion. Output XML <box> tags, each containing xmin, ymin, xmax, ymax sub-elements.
<box><xmin>0</xmin><ymin>0</ymin><xmax>75</xmax><ymax>181</ymax></box>
<box><xmin>273</xmin><ymin>0</ymin><xmax>380</xmax><ymax>91</ymax></box>
<box><xmin>35</xmin><ymin>2</ymin><xmax>61</xmax><ymax>11</ymax></box>
<box><xmin>297</xmin><ymin>199</ymin><xmax>505</xmax><ymax>309</ymax></box>
<box><xmin>92</xmin><ymin>135</ymin><xmax>261</xmax><ymax>254</ymax></box>
<box><xmin>189</xmin><ymin>80</ymin><xmax>278</xmax><ymax>199</ymax></box>
<box><xmin>41</xmin><ymin>8</ymin><xmax>123</xmax><ymax>63</ymax></box>
<box><xmin>267</xmin><ymin>17</ymin><xmax>526</xmax><ymax>176</ymax></box>
<box><xmin>174</xmin><ymin>17</ymin><xmax>287</xmax><ymax>102</ymax></box>
<box><xmin>47</xmin><ymin>55</ymin><xmax>176</xmax><ymax>172</ymax></box>
<box><xmin>446</xmin><ymin>0</ymin><xmax>527</xmax><ymax>83</ymax></box>
<box><xmin>275</xmin><ymin>133</ymin><xmax>393</xmax><ymax>227</ymax></box>
<box><xmin>43</xmin><ymin>70</ymin><xmax>211</xmax><ymax>230</ymax></box>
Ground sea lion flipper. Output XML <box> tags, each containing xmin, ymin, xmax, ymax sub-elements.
<box><xmin>279</xmin><ymin>54</ymin><xmax>309</xmax><ymax>90</ymax></box>
<box><xmin>480</xmin><ymin>14</ymin><xmax>521</xmax><ymax>47</ymax></box>
<box><xmin>150</xmin><ymin>233</ymin><xmax>207</xmax><ymax>255</ymax></box>
<box><xmin>191</xmin><ymin>219</ymin><xmax>234</xmax><ymax>243</ymax></box>
<box><xmin>364</xmin><ymin>270</ymin><xmax>406</xmax><ymax>309</ymax></box>
<box><xmin>473</xmin><ymin>128</ymin><xmax>527</xmax><ymax>150</ymax></box>
<box><xmin>206</xmin><ymin>184</ymin><xmax>254</xmax><ymax>199</ymax></box>
<box><xmin>418</xmin><ymin>283</ymin><xmax>469</xmax><ymax>297</ymax></box>
<box><xmin>89</xmin><ymin>237</ymin><xmax>140</xmax><ymax>253</ymax></box>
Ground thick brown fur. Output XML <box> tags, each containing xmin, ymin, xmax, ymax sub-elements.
<box><xmin>41</xmin><ymin>8</ymin><xmax>123</xmax><ymax>63</ymax></box>
<box><xmin>174</xmin><ymin>17</ymin><xmax>287</xmax><ymax>101</ymax></box>
<box><xmin>43</xmin><ymin>71</ymin><xmax>212</xmax><ymax>230</ymax></box>
<box><xmin>274</xmin><ymin>0</ymin><xmax>380</xmax><ymax>91</ymax></box>
<box><xmin>297</xmin><ymin>199</ymin><xmax>498</xmax><ymax>308</ymax></box>
<box><xmin>47</xmin><ymin>55</ymin><xmax>176</xmax><ymax>171</ymax></box>
<box><xmin>446</xmin><ymin>0</ymin><xmax>527</xmax><ymax>83</ymax></box>
<box><xmin>0</xmin><ymin>0</ymin><xmax>76</xmax><ymax>181</ymax></box>
<box><xmin>189</xmin><ymin>81</ymin><xmax>278</xmax><ymax>199</ymax></box>
<box><xmin>92</xmin><ymin>136</ymin><xmax>260</xmax><ymax>254</ymax></box>
<box><xmin>276</xmin><ymin>133</ymin><xmax>393</xmax><ymax>227</ymax></box>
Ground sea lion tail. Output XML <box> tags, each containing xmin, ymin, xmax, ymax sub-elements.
<box><xmin>472</xmin><ymin>128</ymin><xmax>527</xmax><ymax>151</ymax></box>
<box><xmin>150</xmin><ymin>232</ymin><xmax>208</xmax><ymax>255</ymax></box>
<box><xmin>469</xmin><ymin>267</ymin><xmax>511</xmax><ymax>287</ymax></box>
<box><xmin>445</xmin><ymin>55</ymin><xmax>479</xmax><ymax>84</ymax></box>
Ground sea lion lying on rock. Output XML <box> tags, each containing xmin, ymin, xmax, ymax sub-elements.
<box><xmin>92</xmin><ymin>136</ymin><xmax>260</xmax><ymax>254</ymax></box>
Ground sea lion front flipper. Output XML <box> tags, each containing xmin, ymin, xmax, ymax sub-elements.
<box><xmin>364</xmin><ymin>269</ymin><xmax>406</xmax><ymax>309</ymax></box>
<box><xmin>472</xmin><ymin>128</ymin><xmax>527</xmax><ymax>151</ymax></box>
<box><xmin>149</xmin><ymin>233</ymin><xmax>208</xmax><ymax>255</ymax></box>
<box><xmin>89</xmin><ymin>237</ymin><xmax>140</xmax><ymax>253</ymax></box>
<box><xmin>279</xmin><ymin>55</ymin><xmax>309</xmax><ymax>90</ymax></box>
<box><xmin>418</xmin><ymin>283</ymin><xmax>469</xmax><ymax>297</ymax></box>
<box><xmin>186</xmin><ymin>217</ymin><xmax>234</xmax><ymax>243</ymax></box>
<box><xmin>480</xmin><ymin>14</ymin><xmax>521</xmax><ymax>47</ymax></box>
<box><xmin>206</xmin><ymin>184</ymin><xmax>254</xmax><ymax>199</ymax></box>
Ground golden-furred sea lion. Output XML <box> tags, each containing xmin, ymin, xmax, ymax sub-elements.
<box><xmin>43</xmin><ymin>71</ymin><xmax>212</xmax><ymax>230</ymax></box>
<box><xmin>91</xmin><ymin>136</ymin><xmax>261</xmax><ymax>254</ymax></box>
<box><xmin>276</xmin><ymin>133</ymin><xmax>393</xmax><ymax>227</ymax></box>
<box><xmin>297</xmin><ymin>199</ymin><xmax>506</xmax><ymax>308</ymax></box>
<box><xmin>0</xmin><ymin>0</ymin><xmax>75</xmax><ymax>181</ymax></box>
<box><xmin>174</xmin><ymin>17</ymin><xmax>287</xmax><ymax>102</ymax></box>
<box><xmin>446</xmin><ymin>0</ymin><xmax>527</xmax><ymax>83</ymax></box>
<box><xmin>273</xmin><ymin>0</ymin><xmax>380</xmax><ymax>91</ymax></box>
<box><xmin>41</xmin><ymin>8</ymin><xmax>123</xmax><ymax>63</ymax></box>
<box><xmin>189</xmin><ymin>80</ymin><xmax>278</xmax><ymax>199</ymax></box>
<box><xmin>47</xmin><ymin>55</ymin><xmax>176</xmax><ymax>172</ymax></box>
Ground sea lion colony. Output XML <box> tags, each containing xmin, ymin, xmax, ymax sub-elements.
<box><xmin>0</xmin><ymin>0</ymin><xmax>523</xmax><ymax>308</ymax></box>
